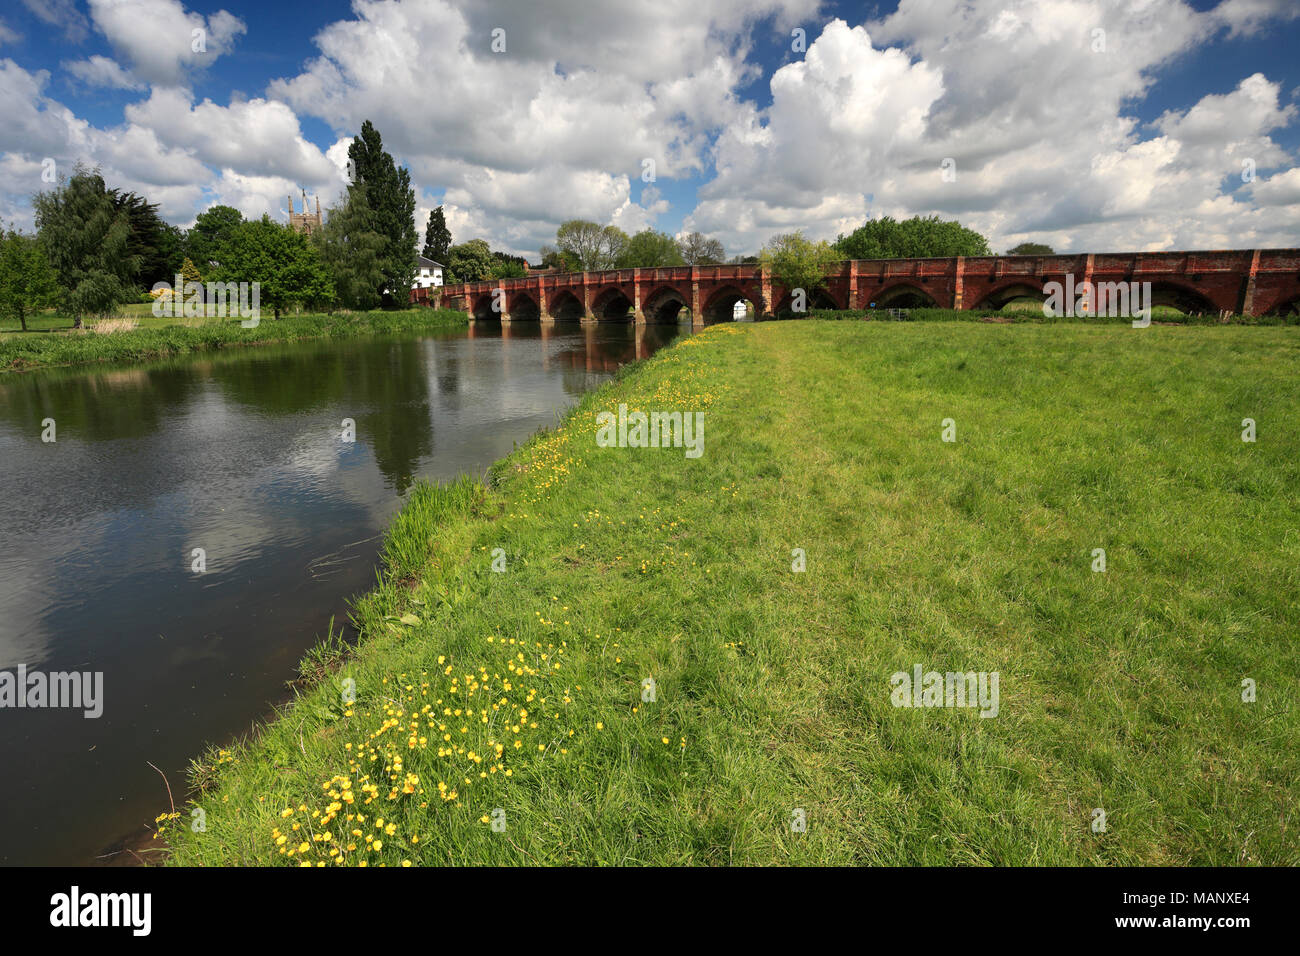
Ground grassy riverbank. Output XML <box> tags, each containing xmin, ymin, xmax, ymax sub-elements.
<box><xmin>0</xmin><ymin>309</ymin><xmax>468</xmax><ymax>373</ymax></box>
<box><xmin>162</xmin><ymin>320</ymin><xmax>1299</xmax><ymax>866</ymax></box>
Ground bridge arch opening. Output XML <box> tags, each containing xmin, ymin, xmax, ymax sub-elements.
<box><xmin>972</xmin><ymin>282</ymin><xmax>1046</xmax><ymax>312</ymax></box>
<box><xmin>869</xmin><ymin>284</ymin><xmax>937</xmax><ymax>309</ymax></box>
<box><xmin>1267</xmin><ymin>294</ymin><xmax>1300</xmax><ymax>318</ymax></box>
<box><xmin>471</xmin><ymin>293</ymin><xmax>499</xmax><ymax>322</ymax></box>
<box><xmin>1143</xmin><ymin>281</ymin><xmax>1218</xmax><ymax>317</ymax></box>
<box><xmin>774</xmin><ymin>288</ymin><xmax>839</xmax><ymax>316</ymax></box>
<box><xmin>592</xmin><ymin>287</ymin><xmax>634</xmax><ymax>322</ymax></box>
<box><xmin>547</xmin><ymin>290</ymin><xmax>586</xmax><ymax>323</ymax></box>
<box><xmin>508</xmin><ymin>292</ymin><xmax>540</xmax><ymax>322</ymax></box>
<box><xmin>703</xmin><ymin>285</ymin><xmax>758</xmax><ymax>324</ymax></box>
<box><xmin>643</xmin><ymin>286</ymin><xmax>690</xmax><ymax>324</ymax></box>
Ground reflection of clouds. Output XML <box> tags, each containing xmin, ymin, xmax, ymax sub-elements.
<box><xmin>0</xmin><ymin>548</ymin><xmax>57</xmax><ymax>667</ymax></box>
<box><xmin>0</xmin><ymin>325</ymin><xmax>677</xmax><ymax>671</ymax></box>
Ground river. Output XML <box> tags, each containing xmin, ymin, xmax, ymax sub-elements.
<box><xmin>0</xmin><ymin>319</ymin><xmax>682</xmax><ymax>865</ymax></box>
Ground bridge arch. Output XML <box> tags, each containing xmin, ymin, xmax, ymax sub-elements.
<box><xmin>642</xmin><ymin>285</ymin><xmax>691</xmax><ymax>324</ymax></box>
<box><xmin>1143</xmin><ymin>281</ymin><xmax>1219</xmax><ymax>316</ymax></box>
<box><xmin>702</xmin><ymin>285</ymin><xmax>758</xmax><ymax>324</ymax></box>
<box><xmin>1266</xmin><ymin>294</ymin><xmax>1300</xmax><ymax>317</ymax></box>
<box><xmin>868</xmin><ymin>283</ymin><xmax>937</xmax><ymax>309</ymax></box>
<box><xmin>508</xmin><ymin>291</ymin><xmax>540</xmax><ymax>321</ymax></box>
<box><xmin>547</xmin><ymin>290</ymin><xmax>586</xmax><ymax>322</ymax></box>
<box><xmin>970</xmin><ymin>281</ymin><xmax>1046</xmax><ymax>311</ymax></box>
<box><xmin>774</xmin><ymin>287</ymin><xmax>841</xmax><ymax>316</ymax></box>
<box><xmin>591</xmin><ymin>286</ymin><xmax>634</xmax><ymax>322</ymax></box>
<box><xmin>471</xmin><ymin>292</ymin><xmax>499</xmax><ymax>322</ymax></box>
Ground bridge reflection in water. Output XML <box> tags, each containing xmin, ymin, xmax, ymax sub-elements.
<box><xmin>466</xmin><ymin>315</ymin><xmax>684</xmax><ymax>371</ymax></box>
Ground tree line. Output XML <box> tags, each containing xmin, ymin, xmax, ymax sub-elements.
<box><xmin>1</xmin><ymin>122</ymin><xmax>1056</xmax><ymax>330</ymax></box>
<box><xmin>0</xmin><ymin>120</ymin><xmax>423</xmax><ymax>326</ymax></box>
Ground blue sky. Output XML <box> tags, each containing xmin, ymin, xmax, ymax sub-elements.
<box><xmin>2</xmin><ymin>0</ymin><xmax>1299</xmax><ymax>258</ymax></box>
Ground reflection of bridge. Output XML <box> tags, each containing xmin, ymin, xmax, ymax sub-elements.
<box><xmin>413</xmin><ymin>250</ymin><xmax>1300</xmax><ymax>325</ymax></box>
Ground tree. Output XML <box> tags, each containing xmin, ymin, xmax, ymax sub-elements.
<box><xmin>445</xmin><ymin>239</ymin><xmax>494</xmax><ymax>283</ymax></box>
<box><xmin>422</xmin><ymin>205</ymin><xmax>451</xmax><ymax>264</ymax></box>
<box><xmin>347</xmin><ymin>120</ymin><xmax>417</xmax><ymax>302</ymax></box>
<box><xmin>0</xmin><ymin>228</ymin><xmax>60</xmax><ymax>332</ymax></box>
<box><xmin>834</xmin><ymin>215</ymin><xmax>991</xmax><ymax>259</ymax></box>
<box><xmin>538</xmin><ymin>245</ymin><xmax>579</xmax><ymax>273</ymax></box>
<box><xmin>677</xmin><ymin>231</ymin><xmax>725</xmax><ymax>265</ymax></box>
<box><xmin>760</xmin><ymin>231</ymin><xmax>838</xmax><ymax>303</ymax></box>
<box><xmin>315</xmin><ymin>187</ymin><xmax>387</xmax><ymax>311</ymax></box>
<box><xmin>1006</xmin><ymin>242</ymin><xmax>1054</xmax><ymax>255</ymax></box>
<box><xmin>213</xmin><ymin>216</ymin><xmax>334</xmax><ymax>319</ymax></box>
<box><xmin>186</xmin><ymin>204</ymin><xmax>244</xmax><ymax>269</ymax></box>
<box><xmin>554</xmin><ymin>220</ymin><xmax>628</xmax><ymax>271</ymax></box>
<box><xmin>109</xmin><ymin>188</ymin><xmax>181</xmax><ymax>290</ymax></box>
<box><xmin>616</xmin><ymin>230</ymin><xmax>685</xmax><ymax>268</ymax></box>
<box><xmin>33</xmin><ymin>164</ymin><xmax>139</xmax><ymax>327</ymax></box>
<box><xmin>490</xmin><ymin>251</ymin><xmax>527</xmax><ymax>279</ymax></box>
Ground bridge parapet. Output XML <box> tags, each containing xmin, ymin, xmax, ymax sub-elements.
<box><xmin>422</xmin><ymin>249</ymin><xmax>1300</xmax><ymax>319</ymax></box>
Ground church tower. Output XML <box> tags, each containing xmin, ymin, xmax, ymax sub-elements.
<box><xmin>288</xmin><ymin>190</ymin><xmax>322</xmax><ymax>236</ymax></box>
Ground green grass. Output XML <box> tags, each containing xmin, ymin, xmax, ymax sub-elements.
<box><xmin>160</xmin><ymin>321</ymin><xmax>1299</xmax><ymax>866</ymax></box>
<box><xmin>809</xmin><ymin>304</ymin><xmax>1294</xmax><ymax>323</ymax></box>
<box><xmin>0</xmin><ymin>308</ymin><xmax>468</xmax><ymax>373</ymax></box>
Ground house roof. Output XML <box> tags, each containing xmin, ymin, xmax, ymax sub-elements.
<box><xmin>416</xmin><ymin>255</ymin><xmax>444</xmax><ymax>268</ymax></box>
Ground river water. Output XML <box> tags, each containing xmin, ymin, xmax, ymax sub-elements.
<box><xmin>0</xmin><ymin>319</ymin><xmax>681</xmax><ymax>865</ymax></box>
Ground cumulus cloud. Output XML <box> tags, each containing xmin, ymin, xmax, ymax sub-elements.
<box><xmin>1</xmin><ymin>0</ymin><xmax>1298</xmax><ymax>258</ymax></box>
<box><xmin>687</xmin><ymin>2</ymin><xmax>1300</xmax><ymax>255</ymax></box>
<box><xmin>63</xmin><ymin>55</ymin><xmax>146</xmax><ymax>91</ymax></box>
<box><xmin>86</xmin><ymin>0</ymin><xmax>247</xmax><ymax>87</ymax></box>
<box><xmin>20</xmin><ymin>0</ymin><xmax>90</xmax><ymax>43</ymax></box>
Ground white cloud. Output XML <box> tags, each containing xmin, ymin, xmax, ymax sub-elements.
<box><xmin>20</xmin><ymin>0</ymin><xmax>90</xmax><ymax>43</ymax></box>
<box><xmin>86</xmin><ymin>0</ymin><xmax>247</xmax><ymax>87</ymax></box>
<box><xmin>63</xmin><ymin>55</ymin><xmax>146</xmax><ymax>91</ymax></box>
<box><xmin>1</xmin><ymin>0</ymin><xmax>1298</xmax><ymax>260</ymax></box>
<box><xmin>685</xmin><ymin>3</ymin><xmax>1300</xmax><ymax>255</ymax></box>
<box><xmin>0</xmin><ymin>19</ymin><xmax>21</xmax><ymax>46</ymax></box>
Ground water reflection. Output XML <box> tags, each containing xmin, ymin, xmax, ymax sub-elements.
<box><xmin>0</xmin><ymin>320</ymin><xmax>681</xmax><ymax>865</ymax></box>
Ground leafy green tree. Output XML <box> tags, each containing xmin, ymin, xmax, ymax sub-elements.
<box><xmin>213</xmin><ymin>216</ymin><xmax>334</xmax><ymax>319</ymax></box>
<box><xmin>615</xmin><ymin>230</ymin><xmax>685</xmax><ymax>268</ymax></box>
<box><xmin>180</xmin><ymin>257</ymin><xmax>202</xmax><ymax>284</ymax></box>
<box><xmin>348</xmin><ymin>120</ymin><xmax>417</xmax><ymax>301</ymax></box>
<box><xmin>33</xmin><ymin>164</ymin><xmax>139</xmax><ymax>327</ymax></box>
<box><xmin>315</xmin><ymin>187</ymin><xmax>387</xmax><ymax>310</ymax></box>
<box><xmin>108</xmin><ymin>188</ymin><xmax>180</xmax><ymax>290</ymax></box>
<box><xmin>538</xmin><ymin>245</ymin><xmax>579</xmax><ymax>273</ymax></box>
<box><xmin>446</xmin><ymin>239</ymin><xmax>494</xmax><ymax>283</ymax></box>
<box><xmin>0</xmin><ymin>227</ymin><xmax>60</xmax><ymax>331</ymax></box>
<box><xmin>554</xmin><ymin>220</ymin><xmax>628</xmax><ymax>270</ymax></box>
<box><xmin>676</xmin><ymin>231</ymin><xmax>725</xmax><ymax>265</ymax></box>
<box><xmin>490</xmin><ymin>251</ymin><xmax>528</xmax><ymax>279</ymax></box>
<box><xmin>1006</xmin><ymin>241</ymin><xmax>1054</xmax><ymax>255</ymax></box>
<box><xmin>760</xmin><ymin>231</ymin><xmax>838</xmax><ymax>297</ymax></box>
<box><xmin>834</xmin><ymin>215</ymin><xmax>991</xmax><ymax>259</ymax></box>
<box><xmin>186</xmin><ymin>204</ymin><xmax>244</xmax><ymax>269</ymax></box>
<box><xmin>422</xmin><ymin>205</ymin><xmax>451</xmax><ymax>263</ymax></box>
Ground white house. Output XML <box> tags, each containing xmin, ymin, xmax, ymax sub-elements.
<box><xmin>414</xmin><ymin>255</ymin><xmax>444</xmax><ymax>289</ymax></box>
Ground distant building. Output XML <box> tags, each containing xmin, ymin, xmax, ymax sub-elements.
<box><xmin>288</xmin><ymin>191</ymin><xmax>322</xmax><ymax>236</ymax></box>
<box><xmin>414</xmin><ymin>255</ymin><xmax>444</xmax><ymax>289</ymax></box>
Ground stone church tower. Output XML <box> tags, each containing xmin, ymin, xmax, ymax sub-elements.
<box><xmin>288</xmin><ymin>190</ymin><xmax>322</xmax><ymax>235</ymax></box>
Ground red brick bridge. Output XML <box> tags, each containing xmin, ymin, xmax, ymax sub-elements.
<box><xmin>414</xmin><ymin>249</ymin><xmax>1300</xmax><ymax>326</ymax></box>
